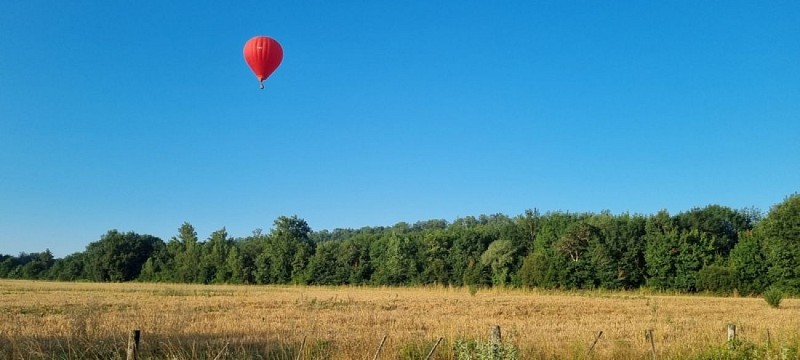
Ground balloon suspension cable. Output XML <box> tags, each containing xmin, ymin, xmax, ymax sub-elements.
<box><xmin>259</xmin><ymin>81</ymin><xmax>265</xmax><ymax>90</ymax></box>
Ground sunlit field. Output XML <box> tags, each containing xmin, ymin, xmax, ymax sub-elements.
<box><xmin>1</xmin><ymin>280</ymin><xmax>798</xmax><ymax>359</ymax></box>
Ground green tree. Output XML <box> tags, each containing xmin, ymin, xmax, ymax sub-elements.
<box><xmin>305</xmin><ymin>240</ymin><xmax>342</xmax><ymax>285</ymax></box>
<box><xmin>447</xmin><ymin>223</ymin><xmax>485</xmax><ymax>286</ymax></box>
<box><xmin>462</xmin><ymin>258</ymin><xmax>491</xmax><ymax>288</ymax></box>
<box><xmin>554</xmin><ymin>222</ymin><xmax>602</xmax><ymax>288</ymax></box>
<box><xmin>20</xmin><ymin>250</ymin><xmax>54</xmax><ymax>279</ymax></box>
<box><xmin>224</xmin><ymin>245</ymin><xmax>245</xmax><ymax>284</ymax></box>
<box><xmin>645</xmin><ymin>210</ymin><xmax>720</xmax><ymax>292</ymax></box>
<box><xmin>137</xmin><ymin>242</ymin><xmax>169</xmax><ymax>282</ymax></box>
<box><xmin>729</xmin><ymin>230</ymin><xmax>768</xmax><ymax>295</ymax></box>
<box><xmin>262</xmin><ymin>216</ymin><xmax>313</xmax><ymax>284</ymax></box>
<box><xmin>138</xmin><ymin>257</ymin><xmax>159</xmax><ymax>281</ymax></box>
<box><xmin>336</xmin><ymin>234</ymin><xmax>374</xmax><ymax>284</ymax></box>
<box><xmin>237</xmin><ymin>230</ymin><xmax>267</xmax><ymax>284</ymax></box>
<box><xmin>419</xmin><ymin>230</ymin><xmax>452</xmax><ymax>285</ymax></box>
<box><xmin>518</xmin><ymin>250</ymin><xmax>552</xmax><ymax>288</ymax></box>
<box><xmin>168</xmin><ymin>222</ymin><xmax>201</xmax><ymax>283</ymax></box>
<box><xmin>480</xmin><ymin>239</ymin><xmax>515</xmax><ymax>286</ymax></box>
<box><xmin>645</xmin><ymin>210</ymin><xmax>680</xmax><ymax>290</ymax></box>
<box><xmin>49</xmin><ymin>252</ymin><xmax>86</xmax><ymax>281</ymax></box>
<box><xmin>592</xmin><ymin>213</ymin><xmax>647</xmax><ymax>289</ymax></box>
<box><xmin>675</xmin><ymin>205</ymin><xmax>754</xmax><ymax>261</ymax></box>
<box><xmin>373</xmin><ymin>233</ymin><xmax>418</xmax><ymax>285</ymax></box>
<box><xmin>291</xmin><ymin>241</ymin><xmax>312</xmax><ymax>284</ymax></box>
<box><xmin>254</xmin><ymin>251</ymin><xmax>272</xmax><ymax>284</ymax></box>
<box><xmin>0</xmin><ymin>255</ymin><xmax>14</xmax><ymax>278</ymax></box>
<box><xmin>760</xmin><ymin>194</ymin><xmax>800</xmax><ymax>292</ymax></box>
<box><xmin>519</xmin><ymin>209</ymin><xmax>541</xmax><ymax>251</ymax></box>
<box><xmin>84</xmin><ymin>230</ymin><xmax>163</xmax><ymax>282</ymax></box>
<box><xmin>673</xmin><ymin>229</ymin><xmax>715</xmax><ymax>292</ymax></box>
<box><xmin>555</xmin><ymin>222</ymin><xmax>599</xmax><ymax>263</ymax></box>
<box><xmin>532</xmin><ymin>212</ymin><xmax>580</xmax><ymax>253</ymax></box>
<box><xmin>203</xmin><ymin>228</ymin><xmax>232</xmax><ymax>284</ymax></box>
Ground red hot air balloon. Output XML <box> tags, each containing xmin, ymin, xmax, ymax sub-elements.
<box><xmin>243</xmin><ymin>36</ymin><xmax>283</xmax><ymax>89</ymax></box>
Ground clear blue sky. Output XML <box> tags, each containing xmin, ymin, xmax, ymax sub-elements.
<box><xmin>1</xmin><ymin>2</ymin><xmax>798</xmax><ymax>257</ymax></box>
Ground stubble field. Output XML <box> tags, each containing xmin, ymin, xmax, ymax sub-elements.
<box><xmin>0</xmin><ymin>280</ymin><xmax>798</xmax><ymax>359</ymax></box>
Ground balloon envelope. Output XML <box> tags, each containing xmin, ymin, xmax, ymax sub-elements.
<box><xmin>243</xmin><ymin>36</ymin><xmax>283</xmax><ymax>86</ymax></box>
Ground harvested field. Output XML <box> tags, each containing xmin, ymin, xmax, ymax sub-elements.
<box><xmin>1</xmin><ymin>280</ymin><xmax>798</xmax><ymax>359</ymax></box>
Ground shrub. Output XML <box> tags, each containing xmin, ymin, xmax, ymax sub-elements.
<box><xmin>696</xmin><ymin>265</ymin><xmax>736</xmax><ymax>295</ymax></box>
<box><xmin>763</xmin><ymin>287</ymin><xmax>783</xmax><ymax>308</ymax></box>
<box><xmin>695</xmin><ymin>339</ymin><xmax>762</xmax><ymax>360</ymax></box>
<box><xmin>454</xmin><ymin>338</ymin><xmax>519</xmax><ymax>360</ymax></box>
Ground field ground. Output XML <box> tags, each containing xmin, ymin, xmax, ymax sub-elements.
<box><xmin>1</xmin><ymin>280</ymin><xmax>798</xmax><ymax>359</ymax></box>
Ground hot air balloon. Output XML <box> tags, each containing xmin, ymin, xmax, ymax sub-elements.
<box><xmin>243</xmin><ymin>36</ymin><xmax>283</xmax><ymax>89</ymax></box>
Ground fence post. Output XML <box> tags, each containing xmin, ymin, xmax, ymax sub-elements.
<box><xmin>491</xmin><ymin>325</ymin><xmax>501</xmax><ymax>360</ymax></box>
<box><xmin>727</xmin><ymin>324</ymin><xmax>736</xmax><ymax>349</ymax></box>
<box><xmin>645</xmin><ymin>329</ymin><xmax>656</xmax><ymax>360</ymax></box>
<box><xmin>126</xmin><ymin>329</ymin><xmax>140</xmax><ymax>360</ymax></box>
<box><xmin>766</xmin><ymin>328</ymin><xmax>771</xmax><ymax>350</ymax></box>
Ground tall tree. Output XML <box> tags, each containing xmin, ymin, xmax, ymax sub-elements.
<box><xmin>419</xmin><ymin>230</ymin><xmax>452</xmax><ymax>285</ymax></box>
<box><xmin>519</xmin><ymin>250</ymin><xmax>554</xmax><ymax>288</ymax></box>
<box><xmin>84</xmin><ymin>230</ymin><xmax>163</xmax><ymax>282</ymax></box>
<box><xmin>337</xmin><ymin>234</ymin><xmax>374</xmax><ymax>284</ymax></box>
<box><xmin>447</xmin><ymin>222</ymin><xmax>485</xmax><ymax>286</ymax></box>
<box><xmin>168</xmin><ymin>222</ymin><xmax>201</xmax><ymax>283</ymax></box>
<box><xmin>305</xmin><ymin>240</ymin><xmax>342</xmax><ymax>285</ymax></box>
<box><xmin>49</xmin><ymin>252</ymin><xmax>87</xmax><ymax>281</ymax></box>
<box><xmin>645</xmin><ymin>210</ymin><xmax>680</xmax><ymax>290</ymax></box>
<box><xmin>760</xmin><ymin>194</ymin><xmax>800</xmax><ymax>292</ymax></box>
<box><xmin>481</xmin><ymin>239</ymin><xmax>515</xmax><ymax>286</ymax></box>
<box><xmin>18</xmin><ymin>250</ymin><xmax>54</xmax><ymax>279</ymax></box>
<box><xmin>728</xmin><ymin>230</ymin><xmax>768</xmax><ymax>295</ymax></box>
<box><xmin>262</xmin><ymin>216</ymin><xmax>313</xmax><ymax>284</ymax></box>
<box><xmin>204</xmin><ymin>228</ymin><xmax>232</xmax><ymax>284</ymax></box>
<box><xmin>372</xmin><ymin>233</ymin><xmax>418</xmax><ymax>285</ymax></box>
<box><xmin>675</xmin><ymin>205</ymin><xmax>754</xmax><ymax>261</ymax></box>
<box><xmin>592</xmin><ymin>213</ymin><xmax>647</xmax><ymax>289</ymax></box>
<box><xmin>553</xmin><ymin>222</ymin><xmax>602</xmax><ymax>288</ymax></box>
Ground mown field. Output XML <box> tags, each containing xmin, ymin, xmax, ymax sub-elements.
<box><xmin>1</xmin><ymin>280</ymin><xmax>798</xmax><ymax>359</ymax></box>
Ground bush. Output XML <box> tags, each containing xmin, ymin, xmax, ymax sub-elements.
<box><xmin>454</xmin><ymin>338</ymin><xmax>519</xmax><ymax>360</ymax></box>
<box><xmin>695</xmin><ymin>339</ymin><xmax>762</xmax><ymax>360</ymax></box>
<box><xmin>696</xmin><ymin>265</ymin><xmax>736</xmax><ymax>295</ymax></box>
<box><xmin>763</xmin><ymin>287</ymin><xmax>783</xmax><ymax>308</ymax></box>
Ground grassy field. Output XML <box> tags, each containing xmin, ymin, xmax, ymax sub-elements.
<box><xmin>1</xmin><ymin>280</ymin><xmax>798</xmax><ymax>359</ymax></box>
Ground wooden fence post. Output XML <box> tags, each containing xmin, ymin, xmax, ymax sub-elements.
<box><xmin>767</xmin><ymin>328</ymin><xmax>771</xmax><ymax>350</ymax></box>
<box><xmin>727</xmin><ymin>324</ymin><xmax>736</xmax><ymax>349</ymax></box>
<box><xmin>491</xmin><ymin>325</ymin><xmax>502</xmax><ymax>360</ymax></box>
<box><xmin>126</xmin><ymin>329</ymin><xmax>140</xmax><ymax>360</ymax></box>
<box><xmin>645</xmin><ymin>329</ymin><xmax>656</xmax><ymax>360</ymax></box>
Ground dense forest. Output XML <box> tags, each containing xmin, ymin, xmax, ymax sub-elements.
<box><xmin>2</xmin><ymin>194</ymin><xmax>798</xmax><ymax>295</ymax></box>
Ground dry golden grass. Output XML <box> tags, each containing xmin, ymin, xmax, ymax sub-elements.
<box><xmin>1</xmin><ymin>279</ymin><xmax>798</xmax><ymax>359</ymax></box>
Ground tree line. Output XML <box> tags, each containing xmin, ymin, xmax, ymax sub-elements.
<box><xmin>2</xmin><ymin>194</ymin><xmax>798</xmax><ymax>295</ymax></box>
